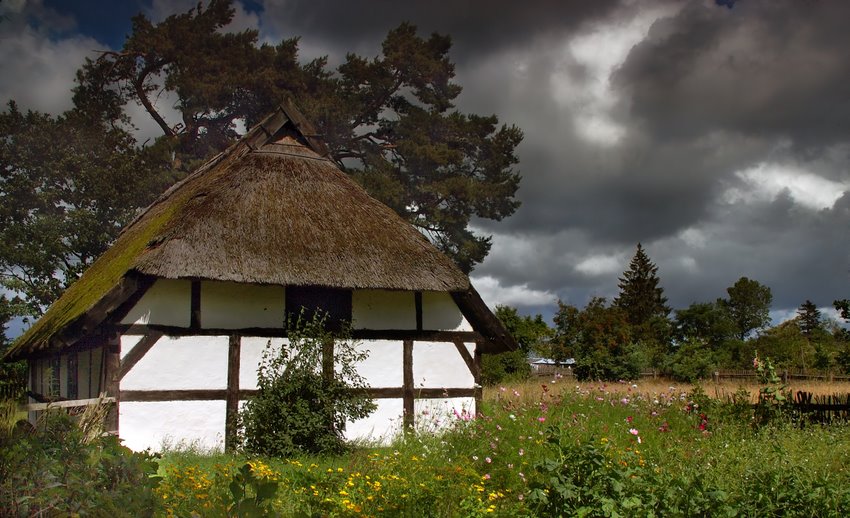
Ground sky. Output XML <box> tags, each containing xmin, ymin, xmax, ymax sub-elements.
<box><xmin>1</xmin><ymin>0</ymin><xmax>849</xmax><ymax>326</ymax></box>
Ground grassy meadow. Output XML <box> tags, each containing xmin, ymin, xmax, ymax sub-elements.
<box><xmin>151</xmin><ymin>376</ymin><xmax>850</xmax><ymax>517</ymax></box>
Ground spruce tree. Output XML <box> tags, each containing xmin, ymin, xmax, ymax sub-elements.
<box><xmin>613</xmin><ymin>244</ymin><xmax>671</xmax><ymax>346</ymax></box>
<box><xmin>797</xmin><ymin>300</ymin><xmax>822</xmax><ymax>337</ymax></box>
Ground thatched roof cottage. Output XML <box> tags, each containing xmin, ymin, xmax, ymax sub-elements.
<box><xmin>3</xmin><ymin>101</ymin><xmax>515</xmax><ymax>451</ymax></box>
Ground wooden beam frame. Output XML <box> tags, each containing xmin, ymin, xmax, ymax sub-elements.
<box><xmin>118</xmin><ymin>331</ymin><xmax>164</xmax><ymax>381</ymax></box>
<box><xmin>115</xmin><ymin>324</ymin><xmax>482</xmax><ymax>342</ymax></box>
<box><xmin>119</xmin><ymin>387</ymin><xmax>478</xmax><ymax>402</ymax></box>
<box><xmin>414</xmin><ymin>292</ymin><xmax>423</xmax><ymax>331</ymax></box>
<box><xmin>452</xmin><ymin>340</ymin><xmax>476</xmax><ymax>377</ymax></box>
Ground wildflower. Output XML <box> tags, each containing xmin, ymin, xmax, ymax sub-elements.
<box><xmin>627</xmin><ymin>416</ymin><xmax>633</xmax><ymax>423</ymax></box>
<box><xmin>518</xmin><ymin>448</ymin><xmax>525</xmax><ymax>456</ymax></box>
<box><xmin>537</xmin><ymin>416</ymin><xmax>546</xmax><ymax>423</ymax></box>
<box><xmin>508</xmin><ymin>414</ymin><xmax>516</xmax><ymax>420</ymax></box>
<box><xmin>483</xmin><ymin>473</ymin><xmax>491</xmax><ymax>480</ymax></box>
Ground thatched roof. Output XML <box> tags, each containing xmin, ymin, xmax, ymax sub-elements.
<box><xmin>5</xmin><ymin>102</ymin><xmax>515</xmax><ymax>359</ymax></box>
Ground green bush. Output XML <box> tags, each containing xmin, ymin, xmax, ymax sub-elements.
<box><xmin>0</xmin><ymin>402</ymin><xmax>161</xmax><ymax>517</ymax></box>
<box><xmin>573</xmin><ymin>343</ymin><xmax>647</xmax><ymax>381</ymax></box>
<box><xmin>664</xmin><ymin>339</ymin><xmax>717</xmax><ymax>382</ymax></box>
<box><xmin>239</xmin><ymin>313</ymin><xmax>376</xmax><ymax>457</ymax></box>
<box><xmin>480</xmin><ymin>350</ymin><xmax>531</xmax><ymax>386</ymax></box>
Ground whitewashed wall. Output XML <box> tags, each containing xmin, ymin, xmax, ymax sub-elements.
<box><xmin>202</xmin><ymin>281</ymin><xmax>285</xmax><ymax>329</ymax></box>
<box><xmin>120</xmin><ymin>401</ymin><xmax>226</xmax><ymax>452</ymax></box>
<box><xmin>116</xmin><ymin>283</ymin><xmax>481</xmax><ymax>451</ymax></box>
<box><xmin>120</xmin><ymin>335</ymin><xmax>228</xmax><ymax>390</ymax></box>
<box><xmin>121</xmin><ymin>279</ymin><xmax>190</xmax><ymax>326</ymax></box>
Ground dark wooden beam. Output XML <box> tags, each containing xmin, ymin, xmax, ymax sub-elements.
<box><xmin>453</xmin><ymin>340</ymin><xmax>476</xmax><ymax>377</ymax></box>
<box><xmin>116</xmin><ymin>324</ymin><xmax>482</xmax><ymax>343</ymax></box>
<box><xmin>121</xmin><ymin>389</ymin><xmax>229</xmax><ymax>402</ymax></box>
<box><xmin>403</xmin><ymin>340</ymin><xmax>414</xmax><ymax>430</ymax></box>
<box><xmin>190</xmin><ymin>280</ymin><xmax>201</xmax><ymax>329</ymax></box>
<box><xmin>225</xmin><ymin>335</ymin><xmax>241</xmax><ymax>453</ymax></box>
<box><xmin>414</xmin><ymin>292</ymin><xmax>423</xmax><ymax>331</ymax></box>
<box><xmin>451</xmin><ymin>287</ymin><xmax>517</xmax><ymax>353</ymax></box>
<box><xmin>121</xmin><ymin>386</ymin><xmax>480</xmax><ymax>402</ymax></box>
<box><xmin>118</xmin><ymin>331</ymin><xmax>164</xmax><ymax>381</ymax></box>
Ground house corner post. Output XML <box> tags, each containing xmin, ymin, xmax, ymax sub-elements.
<box><xmin>473</xmin><ymin>342</ymin><xmax>483</xmax><ymax>416</ymax></box>
<box><xmin>104</xmin><ymin>334</ymin><xmax>121</xmax><ymax>435</ymax></box>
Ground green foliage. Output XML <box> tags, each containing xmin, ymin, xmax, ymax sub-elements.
<box><xmin>480</xmin><ymin>350</ymin><xmax>531</xmax><ymax>386</ymax></box>
<box><xmin>753</xmin><ymin>354</ymin><xmax>790</xmax><ymax>427</ymax></box>
<box><xmin>0</xmin><ymin>101</ymin><xmax>173</xmax><ymax>319</ymax></box>
<box><xmin>0</xmin><ymin>404</ymin><xmax>161</xmax><ymax>516</ymax></box>
<box><xmin>554</xmin><ymin>297</ymin><xmax>645</xmax><ymax>381</ymax></box>
<box><xmin>723</xmin><ymin>276</ymin><xmax>773</xmax><ymax>341</ymax></box>
<box><xmin>613</xmin><ymin>243</ymin><xmax>671</xmax><ymax>345</ymax></box>
<box><xmin>74</xmin><ymin>2</ymin><xmax>522</xmax><ymax>272</ymax></box>
<box><xmin>674</xmin><ymin>300</ymin><xmax>737</xmax><ymax>348</ymax></box>
<box><xmin>663</xmin><ymin>339</ymin><xmax>717</xmax><ymax>382</ymax></box>
<box><xmin>797</xmin><ymin>299</ymin><xmax>822</xmax><ymax>337</ymax></box>
<box><xmin>494</xmin><ymin>305</ymin><xmax>552</xmax><ymax>354</ymax></box>
<box><xmin>227</xmin><ymin>463</ymin><xmax>279</xmax><ymax>517</ymax></box>
<box><xmin>239</xmin><ymin>312</ymin><xmax>376</xmax><ymax>457</ymax></box>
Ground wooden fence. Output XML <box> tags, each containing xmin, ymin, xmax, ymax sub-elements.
<box><xmin>793</xmin><ymin>391</ymin><xmax>850</xmax><ymax>423</ymax></box>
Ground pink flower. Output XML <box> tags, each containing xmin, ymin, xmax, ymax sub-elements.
<box><xmin>485</xmin><ymin>457</ymin><xmax>492</xmax><ymax>464</ymax></box>
<box><xmin>627</xmin><ymin>416</ymin><xmax>633</xmax><ymax>423</ymax></box>
<box><xmin>629</xmin><ymin>428</ymin><xmax>639</xmax><ymax>436</ymax></box>
<box><xmin>538</xmin><ymin>416</ymin><xmax>546</xmax><ymax>423</ymax></box>
<box><xmin>483</xmin><ymin>473</ymin><xmax>491</xmax><ymax>480</ymax></box>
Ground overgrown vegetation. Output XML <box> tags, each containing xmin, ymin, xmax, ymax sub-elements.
<box><xmin>4</xmin><ymin>374</ymin><xmax>850</xmax><ymax>516</ymax></box>
<box><xmin>0</xmin><ymin>400</ymin><xmax>161</xmax><ymax>517</ymax></box>
<box><xmin>239</xmin><ymin>312</ymin><xmax>376</xmax><ymax>457</ymax></box>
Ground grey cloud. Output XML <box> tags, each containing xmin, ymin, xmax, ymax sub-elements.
<box><xmin>259</xmin><ymin>0</ymin><xmax>621</xmax><ymax>63</ymax></box>
<box><xmin>615</xmin><ymin>1</ymin><xmax>850</xmax><ymax>148</ymax></box>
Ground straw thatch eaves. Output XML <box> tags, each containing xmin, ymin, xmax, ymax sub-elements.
<box><xmin>5</xmin><ymin>101</ymin><xmax>515</xmax><ymax>359</ymax></box>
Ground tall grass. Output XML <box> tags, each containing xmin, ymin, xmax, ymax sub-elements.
<box><xmin>154</xmin><ymin>376</ymin><xmax>850</xmax><ymax>516</ymax></box>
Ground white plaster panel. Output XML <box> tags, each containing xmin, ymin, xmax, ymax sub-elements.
<box><xmin>344</xmin><ymin>399</ymin><xmax>403</xmax><ymax>444</ymax></box>
<box><xmin>201</xmin><ymin>281</ymin><xmax>285</xmax><ymax>329</ymax></box>
<box><xmin>238</xmin><ymin>337</ymin><xmax>287</xmax><ymax>390</ymax></box>
<box><xmin>120</xmin><ymin>279</ymin><xmax>191</xmax><ymax>327</ymax></box>
<box><xmin>352</xmin><ymin>290</ymin><xmax>416</xmax><ymax>330</ymax></box>
<box><xmin>421</xmin><ymin>292</ymin><xmax>472</xmax><ymax>331</ymax></box>
<box><xmin>414</xmin><ymin>397</ymin><xmax>477</xmax><ymax>430</ymax></box>
<box><xmin>353</xmin><ymin>340</ymin><xmax>402</xmax><ymax>388</ymax></box>
<box><xmin>413</xmin><ymin>341</ymin><xmax>475</xmax><ymax>388</ymax></box>
<box><xmin>120</xmin><ymin>400</ymin><xmax>225</xmax><ymax>452</ymax></box>
<box><xmin>120</xmin><ymin>335</ymin><xmax>228</xmax><ymax>390</ymax></box>
<box><xmin>120</xmin><ymin>335</ymin><xmax>143</xmax><ymax>359</ymax></box>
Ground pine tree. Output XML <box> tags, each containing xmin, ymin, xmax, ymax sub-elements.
<box><xmin>614</xmin><ymin>244</ymin><xmax>671</xmax><ymax>326</ymax></box>
<box><xmin>797</xmin><ymin>300</ymin><xmax>822</xmax><ymax>337</ymax></box>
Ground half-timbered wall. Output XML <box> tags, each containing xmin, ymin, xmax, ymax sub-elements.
<box><xmin>116</xmin><ymin>280</ymin><xmax>481</xmax><ymax>452</ymax></box>
<box><xmin>28</xmin><ymin>347</ymin><xmax>104</xmax><ymax>400</ymax></box>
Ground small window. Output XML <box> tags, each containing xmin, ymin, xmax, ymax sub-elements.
<box><xmin>49</xmin><ymin>357</ymin><xmax>60</xmax><ymax>398</ymax></box>
<box><xmin>285</xmin><ymin>286</ymin><xmax>352</xmax><ymax>331</ymax></box>
<box><xmin>67</xmin><ymin>353</ymin><xmax>78</xmax><ymax>400</ymax></box>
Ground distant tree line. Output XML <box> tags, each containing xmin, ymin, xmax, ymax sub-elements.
<box><xmin>490</xmin><ymin>243</ymin><xmax>850</xmax><ymax>383</ymax></box>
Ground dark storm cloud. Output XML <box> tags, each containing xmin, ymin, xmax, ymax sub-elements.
<box><xmin>615</xmin><ymin>1</ymin><xmax>850</xmax><ymax>148</ymax></box>
<box><xmin>260</xmin><ymin>0</ymin><xmax>620</xmax><ymax>62</ymax></box>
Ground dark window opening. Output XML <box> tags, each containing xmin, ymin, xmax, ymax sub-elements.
<box><xmin>285</xmin><ymin>286</ymin><xmax>352</xmax><ymax>331</ymax></box>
